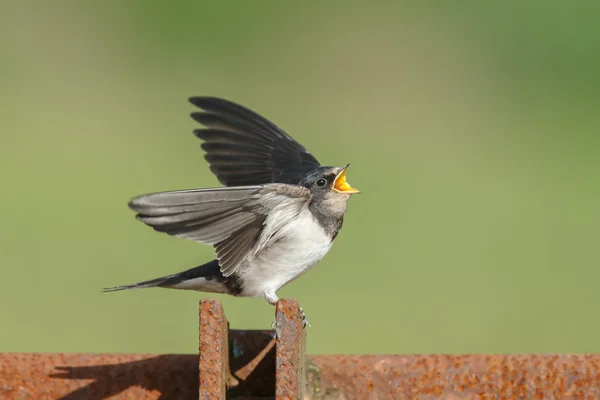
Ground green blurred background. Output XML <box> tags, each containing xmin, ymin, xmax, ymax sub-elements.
<box><xmin>1</xmin><ymin>1</ymin><xmax>599</xmax><ymax>355</ymax></box>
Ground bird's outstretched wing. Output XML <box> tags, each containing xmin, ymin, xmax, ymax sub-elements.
<box><xmin>129</xmin><ymin>184</ymin><xmax>311</xmax><ymax>277</ymax></box>
<box><xmin>189</xmin><ymin>97</ymin><xmax>321</xmax><ymax>186</ymax></box>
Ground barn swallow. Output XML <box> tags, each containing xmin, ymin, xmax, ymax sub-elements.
<box><xmin>104</xmin><ymin>97</ymin><xmax>359</xmax><ymax>324</ymax></box>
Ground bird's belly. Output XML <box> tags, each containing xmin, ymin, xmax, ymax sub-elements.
<box><xmin>239</xmin><ymin>212</ymin><xmax>333</xmax><ymax>297</ymax></box>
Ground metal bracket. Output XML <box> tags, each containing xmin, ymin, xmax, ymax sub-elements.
<box><xmin>199</xmin><ymin>298</ymin><xmax>305</xmax><ymax>399</ymax></box>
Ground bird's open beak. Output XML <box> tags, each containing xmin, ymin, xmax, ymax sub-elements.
<box><xmin>333</xmin><ymin>164</ymin><xmax>360</xmax><ymax>194</ymax></box>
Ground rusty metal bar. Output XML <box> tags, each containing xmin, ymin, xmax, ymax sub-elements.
<box><xmin>274</xmin><ymin>299</ymin><xmax>306</xmax><ymax>400</ymax></box>
<box><xmin>3</xmin><ymin>299</ymin><xmax>600</xmax><ymax>399</ymax></box>
<box><xmin>0</xmin><ymin>352</ymin><xmax>199</xmax><ymax>399</ymax></box>
<box><xmin>198</xmin><ymin>298</ymin><xmax>228</xmax><ymax>399</ymax></box>
<box><xmin>4</xmin><ymin>353</ymin><xmax>600</xmax><ymax>399</ymax></box>
<box><xmin>306</xmin><ymin>354</ymin><xmax>600</xmax><ymax>399</ymax></box>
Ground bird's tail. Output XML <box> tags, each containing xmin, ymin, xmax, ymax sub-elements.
<box><xmin>102</xmin><ymin>259</ymin><xmax>228</xmax><ymax>293</ymax></box>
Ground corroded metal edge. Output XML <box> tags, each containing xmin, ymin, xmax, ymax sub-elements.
<box><xmin>275</xmin><ymin>299</ymin><xmax>306</xmax><ymax>400</ymax></box>
<box><xmin>199</xmin><ymin>298</ymin><xmax>228</xmax><ymax>399</ymax></box>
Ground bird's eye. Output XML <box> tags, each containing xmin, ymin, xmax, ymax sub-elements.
<box><xmin>316</xmin><ymin>178</ymin><xmax>327</xmax><ymax>187</ymax></box>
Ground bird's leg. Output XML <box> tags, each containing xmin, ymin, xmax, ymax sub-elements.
<box><xmin>265</xmin><ymin>291</ymin><xmax>279</xmax><ymax>306</ymax></box>
<box><xmin>266</xmin><ymin>291</ymin><xmax>279</xmax><ymax>330</ymax></box>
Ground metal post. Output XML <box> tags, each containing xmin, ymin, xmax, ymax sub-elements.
<box><xmin>198</xmin><ymin>299</ymin><xmax>229</xmax><ymax>399</ymax></box>
<box><xmin>274</xmin><ymin>299</ymin><xmax>306</xmax><ymax>400</ymax></box>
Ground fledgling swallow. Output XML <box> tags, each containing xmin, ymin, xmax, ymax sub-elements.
<box><xmin>104</xmin><ymin>97</ymin><xmax>360</xmax><ymax>324</ymax></box>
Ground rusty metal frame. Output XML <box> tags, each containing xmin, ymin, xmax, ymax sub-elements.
<box><xmin>2</xmin><ymin>299</ymin><xmax>600</xmax><ymax>399</ymax></box>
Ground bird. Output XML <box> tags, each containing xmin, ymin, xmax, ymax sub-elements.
<box><xmin>103</xmin><ymin>97</ymin><xmax>360</xmax><ymax>322</ymax></box>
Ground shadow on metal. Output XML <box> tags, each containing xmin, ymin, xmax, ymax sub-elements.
<box><xmin>50</xmin><ymin>354</ymin><xmax>198</xmax><ymax>400</ymax></box>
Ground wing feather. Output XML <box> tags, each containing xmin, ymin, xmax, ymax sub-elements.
<box><xmin>189</xmin><ymin>97</ymin><xmax>321</xmax><ymax>186</ymax></box>
<box><xmin>129</xmin><ymin>184</ymin><xmax>311</xmax><ymax>277</ymax></box>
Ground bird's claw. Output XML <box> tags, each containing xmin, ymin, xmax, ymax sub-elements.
<box><xmin>270</xmin><ymin>308</ymin><xmax>311</xmax><ymax>330</ymax></box>
<box><xmin>300</xmin><ymin>307</ymin><xmax>311</xmax><ymax>329</ymax></box>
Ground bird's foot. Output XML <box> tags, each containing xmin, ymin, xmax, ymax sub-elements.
<box><xmin>300</xmin><ymin>307</ymin><xmax>311</xmax><ymax>329</ymax></box>
<box><xmin>270</xmin><ymin>308</ymin><xmax>311</xmax><ymax>330</ymax></box>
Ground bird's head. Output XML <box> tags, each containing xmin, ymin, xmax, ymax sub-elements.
<box><xmin>300</xmin><ymin>164</ymin><xmax>360</xmax><ymax>217</ymax></box>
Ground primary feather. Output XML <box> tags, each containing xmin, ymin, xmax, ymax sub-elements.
<box><xmin>189</xmin><ymin>97</ymin><xmax>321</xmax><ymax>186</ymax></box>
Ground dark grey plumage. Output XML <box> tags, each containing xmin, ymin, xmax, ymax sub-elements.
<box><xmin>189</xmin><ymin>97</ymin><xmax>321</xmax><ymax>186</ymax></box>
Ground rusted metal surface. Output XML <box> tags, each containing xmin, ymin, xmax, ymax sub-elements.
<box><xmin>198</xmin><ymin>298</ymin><xmax>228</xmax><ymax>399</ymax></box>
<box><xmin>306</xmin><ymin>354</ymin><xmax>600</xmax><ymax>400</ymax></box>
<box><xmin>0</xmin><ymin>331</ymin><xmax>276</xmax><ymax>399</ymax></box>
<box><xmin>3</xmin><ymin>299</ymin><xmax>600</xmax><ymax>399</ymax></box>
<box><xmin>5</xmin><ymin>353</ymin><xmax>600</xmax><ymax>399</ymax></box>
<box><xmin>275</xmin><ymin>299</ymin><xmax>306</xmax><ymax>400</ymax></box>
<box><xmin>0</xmin><ymin>352</ymin><xmax>198</xmax><ymax>399</ymax></box>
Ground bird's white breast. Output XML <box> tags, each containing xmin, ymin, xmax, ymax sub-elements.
<box><xmin>239</xmin><ymin>208</ymin><xmax>333</xmax><ymax>297</ymax></box>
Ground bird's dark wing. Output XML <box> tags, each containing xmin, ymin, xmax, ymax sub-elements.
<box><xmin>129</xmin><ymin>184</ymin><xmax>311</xmax><ymax>277</ymax></box>
<box><xmin>189</xmin><ymin>97</ymin><xmax>321</xmax><ymax>186</ymax></box>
